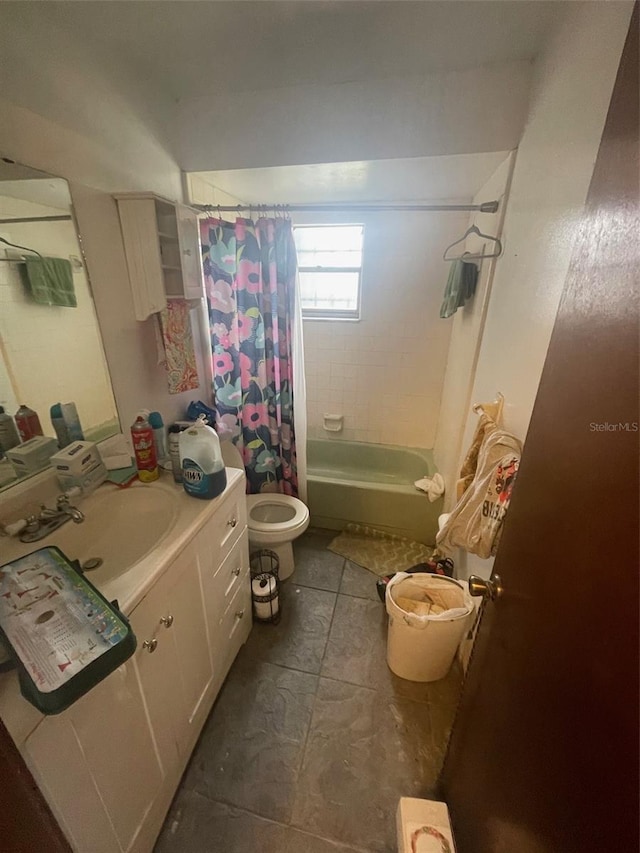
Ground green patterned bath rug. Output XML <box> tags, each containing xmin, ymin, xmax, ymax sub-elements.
<box><xmin>328</xmin><ymin>523</ymin><xmax>433</xmax><ymax>576</ymax></box>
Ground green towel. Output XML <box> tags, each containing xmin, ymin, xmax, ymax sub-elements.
<box><xmin>22</xmin><ymin>257</ymin><xmax>77</xmax><ymax>307</ymax></box>
<box><xmin>440</xmin><ymin>259</ymin><xmax>478</xmax><ymax>319</ymax></box>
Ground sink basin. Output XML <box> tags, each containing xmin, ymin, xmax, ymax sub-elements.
<box><xmin>1</xmin><ymin>468</ymin><xmax>243</xmax><ymax>615</ymax></box>
<box><xmin>44</xmin><ymin>486</ymin><xmax>178</xmax><ymax>585</ymax></box>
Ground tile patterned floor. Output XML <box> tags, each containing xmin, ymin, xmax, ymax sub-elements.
<box><xmin>155</xmin><ymin>530</ymin><xmax>463</xmax><ymax>853</ymax></box>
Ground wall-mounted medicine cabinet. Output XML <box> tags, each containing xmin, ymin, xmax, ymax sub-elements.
<box><xmin>114</xmin><ymin>192</ymin><xmax>203</xmax><ymax>320</ymax></box>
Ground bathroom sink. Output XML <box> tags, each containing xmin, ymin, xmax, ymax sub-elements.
<box><xmin>39</xmin><ymin>485</ymin><xmax>178</xmax><ymax>586</ymax></box>
<box><xmin>1</xmin><ymin>468</ymin><xmax>243</xmax><ymax>614</ymax></box>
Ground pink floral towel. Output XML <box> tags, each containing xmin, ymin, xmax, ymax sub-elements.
<box><xmin>159</xmin><ymin>299</ymin><xmax>200</xmax><ymax>394</ymax></box>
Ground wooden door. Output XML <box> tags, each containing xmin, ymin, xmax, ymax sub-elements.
<box><xmin>441</xmin><ymin>10</ymin><xmax>639</xmax><ymax>853</ymax></box>
<box><xmin>0</xmin><ymin>718</ymin><xmax>71</xmax><ymax>853</ymax></box>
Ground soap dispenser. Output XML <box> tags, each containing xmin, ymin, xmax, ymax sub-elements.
<box><xmin>179</xmin><ymin>415</ymin><xmax>226</xmax><ymax>499</ymax></box>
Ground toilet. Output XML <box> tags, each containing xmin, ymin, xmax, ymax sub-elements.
<box><xmin>221</xmin><ymin>441</ymin><xmax>310</xmax><ymax>580</ymax></box>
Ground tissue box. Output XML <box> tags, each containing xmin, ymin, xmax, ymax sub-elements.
<box><xmin>396</xmin><ymin>798</ymin><xmax>456</xmax><ymax>853</ymax></box>
<box><xmin>97</xmin><ymin>433</ymin><xmax>132</xmax><ymax>470</ymax></box>
<box><xmin>50</xmin><ymin>441</ymin><xmax>107</xmax><ymax>492</ymax></box>
<box><xmin>6</xmin><ymin>436</ymin><xmax>59</xmax><ymax>476</ymax></box>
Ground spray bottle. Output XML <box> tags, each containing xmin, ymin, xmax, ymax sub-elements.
<box><xmin>130</xmin><ymin>413</ymin><xmax>159</xmax><ymax>482</ymax></box>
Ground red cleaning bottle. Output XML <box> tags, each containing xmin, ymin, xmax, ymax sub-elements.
<box><xmin>14</xmin><ymin>404</ymin><xmax>43</xmax><ymax>442</ymax></box>
<box><xmin>130</xmin><ymin>414</ymin><xmax>159</xmax><ymax>482</ymax></box>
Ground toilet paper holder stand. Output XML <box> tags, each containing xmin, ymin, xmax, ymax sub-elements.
<box><xmin>249</xmin><ymin>549</ymin><xmax>281</xmax><ymax>624</ymax></box>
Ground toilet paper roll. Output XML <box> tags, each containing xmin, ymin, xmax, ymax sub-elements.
<box><xmin>252</xmin><ymin>576</ymin><xmax>279</xmax><ymax>620</ymax></box>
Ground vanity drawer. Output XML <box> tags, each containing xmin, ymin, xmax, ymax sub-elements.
<box><xmin>204</xmin><ymin>533</ymin><xmax>250</xmax><ymax>615</ymax></box>
<box><xmin>214</xmin><ymin>574</ymin><xmax>252</xmax><ymax>688</ymax></box>
<box><xmin>200</xmin><ymin>530</ymin><xmax>250</xmax><ymax>646</ymax></box>
<box><xmin>198</xmin><ymin>475</ymin><xmax>247</xmax><ymax>567</ymax></box>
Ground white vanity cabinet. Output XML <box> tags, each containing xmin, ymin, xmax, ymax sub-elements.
<box><xmin>114</xmin><ymin>192</ymin><xmax>204</xmax><ymax>320</ymax></box>
<box><xmin>23</xmin><ymin>659</ymin><xmax>163</xmax><ymax>853</ymax></box>
<box><xmin>131</xmin><ymin>540</ymin><xmax>214</xmax><ymax>770</ymax></box>
<box><xmin>20</xmin><ymin>473</ymin><xmax>251</xmax><ymax>853</ymax></box>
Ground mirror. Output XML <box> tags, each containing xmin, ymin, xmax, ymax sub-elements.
<box><xmin>0</xmin><ymin>158</ymin><xmax>119</xmax><ymax>492</ymax></box>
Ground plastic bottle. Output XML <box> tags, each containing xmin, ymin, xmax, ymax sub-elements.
<box><xmin>179</xmin><ymin>415</ymin><xmax>226</xmax><ymax>499</ymax></box>
<box><xmin>50</xmin><ymin>402</ymin><xmax>85</xmax><ymax>449</ymax></box>
<box><xmin>130</xmin><ymin>414</ymin><xmax>159</xmax><ymax>482</ymax></box>
<box><xmin>14</xmin><ymin>405</ymin><xmax>43</xmax><ymax>442</ymax></box>
<box><xmin>50</xmin><ymin>403</ymin><xmax>70</xmax><ymax>448</ymax></box>
<box><xmin>62</xmin><ymin>403</ymin><xmax>84</xmax><ymax>442</ymax></box>
<box><xmin>0</xmin><ymin>406</ymin><xmax>20</xmax><ymax>452</ymax></box>
<box><xmin>148</xmin><ymin>411</ymin><xmax>167</xmax><ymax>464</ymax></box>
<box><xmin>168</xmin><ymin>423</ymin><xmax>187</xmax><ymax>483</ymax></box>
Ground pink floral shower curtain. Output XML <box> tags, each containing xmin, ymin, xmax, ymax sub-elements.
<box><xmin>200</xmin><ymin>217</ymin><xmax>299</xmax><ymax>496</ymax></box>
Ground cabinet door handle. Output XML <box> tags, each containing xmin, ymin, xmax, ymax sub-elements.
<box><xmin>143</xmin><ymin>638</ymin><xmax>158</xmax><ymax>653</ymax></box>
<box><xmin>227</xmin><ymin>517</ymin><xmax>238</xmax><ymax>528</ymax></box>
<box><xmin>232</xmin><ymin>567</ymin><xmax>241</xmax><ymax>577</ymax></box>
<box><xmin>183</xmin><ymin>249</ymin><xmax>192</xmax><ymax>256</ymax></box>
<box><xmin>235</xmin><ymin>609</ymin><xmax>245</xmax><ymax>620</ymax></box>
<box><xmin>160</xmin><ymin>615</ymin><xmax>174</xmax><ymax>628</ymax></box>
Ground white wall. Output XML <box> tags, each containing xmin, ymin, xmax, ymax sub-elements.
<box><xmin>177</xmin><ymin>61</ymin><xmax>533</xmax><ymax>171</ymax></box>
<box><xmin>300</xmin><ymin>208</ymin><xmax>467</xmax><ymax>448</ymax></box>
<box><xmin>459</xmin><ymin>1</ymin><xmax>633</xmax><ymax>454</ymax></box>
<box><xmin>434</xmin><ymin>153</ymin><xmax>515</xmax><ymax>506</ymax></box>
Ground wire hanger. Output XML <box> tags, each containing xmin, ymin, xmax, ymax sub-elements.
<box><xmin>443</xmin><ymin>224</ymin><xmax>502</xmax><ymax>262</ymax></box>
<box><xmin>0</xmin><ymin>235</ymin><xmax>43</xmax><ymax>259</ymax></box>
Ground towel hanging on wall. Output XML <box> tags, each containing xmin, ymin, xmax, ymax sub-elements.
<box><xmin>439</xmin><ymin>259</ymin><xmax>478</xmax><ymax>318</ymax></box>
<box><xmin>21</xmin><ymin>257</ymin><xmax>77</xmax><ymax>307</ymax></box>
<box><xmin>159</xmin><ymin>299</ymin><xmax>200</xmax><ymax>394</ymax></box>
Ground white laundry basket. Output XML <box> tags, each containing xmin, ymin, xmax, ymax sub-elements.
<box><xmin>386</xmin><ymin>573</ymin><xmax>473</xmax><ymax>682</ymax></box>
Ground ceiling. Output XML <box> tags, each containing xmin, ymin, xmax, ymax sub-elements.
<box><xmin>33</xmin><ymin>1</ymin><xmax>561</xmax><ymax>99</ymax></box>
<box><xmin>193</xmin><ymin>151</ymin><xmax>512</xmax><ymax>204</ymax></box>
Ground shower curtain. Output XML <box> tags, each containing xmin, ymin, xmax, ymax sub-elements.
<box><xmin>200</xmin><ymin>216</ymin><xmax>305</xmax><ymax>497</ymax></box>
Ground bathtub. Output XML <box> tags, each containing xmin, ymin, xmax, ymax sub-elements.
<box><xmin>306</xmin><ymin>439</ymin><xmax>443</xmax><ymax>546</ymax></box>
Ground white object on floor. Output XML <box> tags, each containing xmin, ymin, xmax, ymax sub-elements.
<box><xmin>414</xmin><ymin>472</ymin><xmax>445</xmax><ymax>502</ymax></box>
<box><xmin>220</xmin><ymin>440</ymin><xmax>310</xmax><ymax>580</ymax></box>
<box><xmin>397</xmin><ymin>797</ymin><xmax>456</xmax><ymax>853</ymax></box>
<box><xmin>386</xmin><ymin>574</ymin><xmax>473</xmax><ymax>682</ymax></box>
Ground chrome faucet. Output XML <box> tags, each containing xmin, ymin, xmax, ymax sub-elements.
<box><xmin>39</xmin><ymin>494</ymin><xmax>85</xmax><ymax>525</ymax></box>
<box><xmin>5</xmin><ymin>491</ymin><xmax>87</xmax><ymax>543</ymax></box>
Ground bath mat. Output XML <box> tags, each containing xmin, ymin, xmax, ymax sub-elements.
<box><xmin>328</xmin><ymin>523</ymin><xmax>433</xmax><ymax>577</ymax></box>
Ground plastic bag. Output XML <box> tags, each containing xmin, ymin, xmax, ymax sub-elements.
<box><xmin>386</xmin><ymin>572</ymin><xmax>472</xmax><ymax>628</ymax></box>
<box><xmin>186</xmin><ymin>399</ymin><xmax>217</xmax><ymax>427</ymax></box>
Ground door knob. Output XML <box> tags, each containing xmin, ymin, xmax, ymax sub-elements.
<box><xmin>143</xmin><ymin>638</ymin><xmax>158</xmax><ymax>653</ymax></box>
<box><xmin>160</xmin><ymin>615</ymin><xmax>174</xmax><ymax>628</ymax></box>
<box><xmin>468</xmin><ymin>574</ymin><xmax>503</xmax><ymax>601</ymax></box>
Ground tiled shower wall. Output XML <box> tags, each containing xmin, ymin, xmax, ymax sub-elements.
<box><xmin>301</xmin><ymin>209</ymin><xmax>467</xmax><ymax>448</ymax></box>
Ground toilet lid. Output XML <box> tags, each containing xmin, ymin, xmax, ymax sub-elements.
<box><xmin>246</xmin><ymin>494</ymin><xmax>309</xmax><ymax>534</ymax></box>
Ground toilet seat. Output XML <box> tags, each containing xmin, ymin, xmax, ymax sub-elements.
<box><xmin>246</xmin><ymin>494</ymin><xmax>309</xmax><ymax>536</ymax></box>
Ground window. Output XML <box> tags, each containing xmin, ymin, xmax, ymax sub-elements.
<box><xmin>294</xmin><ymin>224</ymin><xmax>364</xmax><ymax>319</ymax></box>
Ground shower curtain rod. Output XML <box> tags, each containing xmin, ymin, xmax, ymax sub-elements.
<box><xmin>196</xmin><ymin>200</ymin><xmax>500</xmax><ymax>214</ymax></box>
